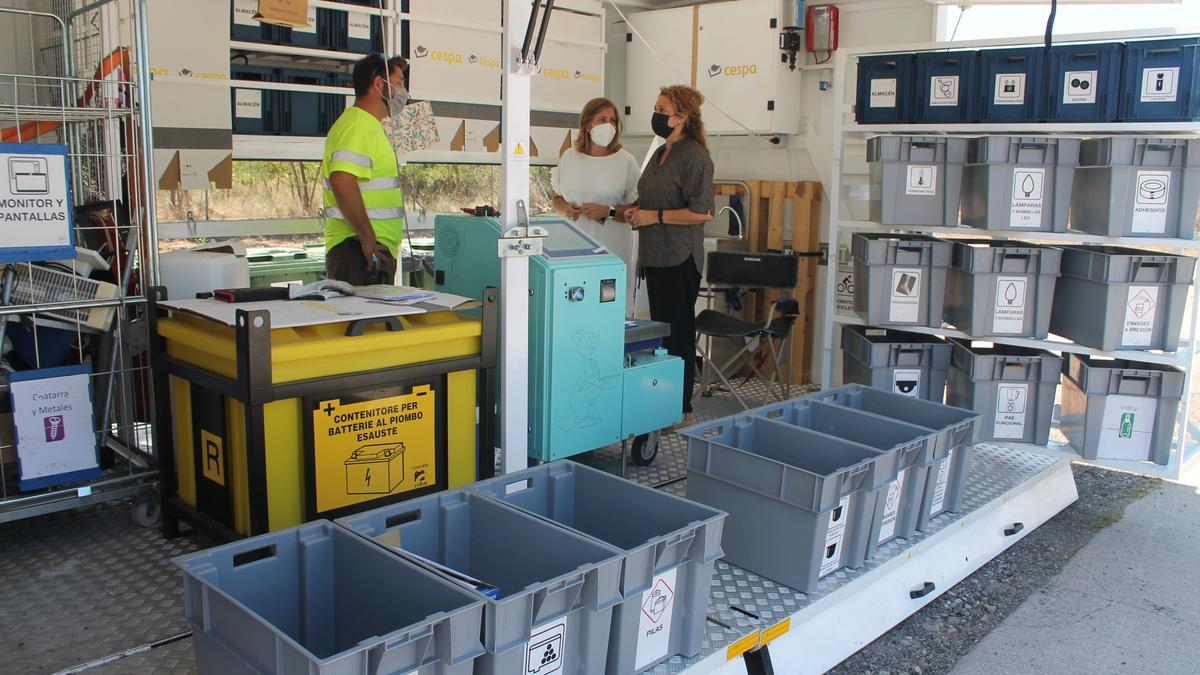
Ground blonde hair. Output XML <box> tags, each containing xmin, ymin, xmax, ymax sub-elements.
<box><xmin>573</xmin><ymin>97</ymin><xmax>623</xmax><ymax>154</ymax></box>
<box><xmin>659</xmin><ymin>84</ymin><xmax>708</xmax><ymax>150</ymax></box>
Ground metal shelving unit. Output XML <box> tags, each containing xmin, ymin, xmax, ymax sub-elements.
<box><xmin>819</xmin><ymin>30</ymin><xmax>1200</xmax><ymax>482</ymax></box>
<box><xmin>0</xmin><ymin>0</ymin><xmax>160</xmax><ymax>524</ymax></box>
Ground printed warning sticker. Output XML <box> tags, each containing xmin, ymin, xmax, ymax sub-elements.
<box><xmin>906</xmin><ymin>165</ymin><xmax>937</xmax><ymax>196</ymax></box>
<box><xmin>525</xmin><ymin>619</ymin><xmax>566</xmax><ymax>675</ymax></box>
<box><xmin>1064</xmin><ymin>70</ymin><xmax>1098</xmax><ymax>104</ymax></box>
<box><xmin>893</xmin><ymin>369</ymin><xmax>921</xmax><ymax>397</ymax></box>
<box><xmin>888</xmin><ymin>268</ymin><xmax>922</xmax><ymax>323</ymax></box>
<box><xmin>1098</xmin><ymin>394</ymin><xmax>1159</xmax><ymax>461</ymax></box>
<box><xmin>1141</xmin><ymin>67</ymin><xmax>1180</xmax><ymax>103</ymax></box>
<box><xmin>993</xmin><ymin>382</ymin><xmax>1030</xmax><ymax>440</ymax></box>
<box><xmin>634</xmin><ymin>567</ymin><xmax>679</xmax><ymax>670</ymax></box>
<box><xmin>878</xmin><ymin>471</ymin><xmax>907</xmax><ymax>543</ymax></box>
<box><xmin>819</xmin><ymin>496</ymin><xmax>852</xmax><ymax>578</ymax></box>
<box><xmin>836</xmin><ymin>265</ymin><xmax>855</xmax><ymax>314</ymax></box>
<box><xmin>1122</xmin><ymin>285</ymin><xmax>1159</xmax><ymax>347</ymax></box>
<box><xmin>1132</xmin><ymin>170</ymin><xmax>1171</xmax><ymax>234</ymax></box>
<box><xmin>994</xmin><ymin>73</ymin><xmax>1026</xmax><ymax>105</ymax></box>
<box><xmin>312</xmin><ymin>387</ymin><xmax>436</xmax><ymax>515</ymax></box>
<box><xmin>992</xmin><ymin>276</ymin><xmax>1028</xmax><ymax>335</ymax></box>
<box><xmin>929</xmin><ymin>448</ymin><xmax>955</xmax><ymax>516</ymax></box>
<box><xmin>1010</xmin><ymin>168</ymin><xmax>1046</xmax><ymax>228</ymax></box>
<box><xmin>930</xmin><ymin>75</ymin><xmax>960</xmax><ymax>107</ymax></box>
<box><xmin>870</xmin><ymin>78</ymin><xmax>898</xmax><ymax>108</ymax></box>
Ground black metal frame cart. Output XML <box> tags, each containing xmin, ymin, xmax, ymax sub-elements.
<box><xmin>148</xmin><ymin>288</ymin><xmax>497</xmax><ymax>540</ymax></box>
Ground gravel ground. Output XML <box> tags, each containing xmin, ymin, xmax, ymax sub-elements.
<box><xmin>830</xmin><ymin>464</ymin><xmax>1160</xmax><ymax>675</ymax></box>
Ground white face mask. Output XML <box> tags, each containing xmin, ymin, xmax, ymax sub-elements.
<box><xmin>384</xmin><ymin>81</ymin><xmax>408</xmax><ymax>115</ymax></box>
<box><xmin>588</xmin><ymin>122</ymin><xmax>616</xmax><ymax>148</ymax></box>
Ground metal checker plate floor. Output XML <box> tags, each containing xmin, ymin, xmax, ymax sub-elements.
<box><xmin>0</xmin><ymin>378</ymin><xmax>1060</xmax><ymax>674</ymax></box>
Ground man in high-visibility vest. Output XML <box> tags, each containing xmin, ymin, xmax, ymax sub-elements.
<box><xmin>322</xmin><ymin>54</ymin><xmax>408</xmax><ymax>284</ymax></box>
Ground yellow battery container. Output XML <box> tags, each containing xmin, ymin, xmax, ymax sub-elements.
<box><xmin>151</xmin><ymin>295</ymin><xmax>496</xmax><ymax>538</ymax></box>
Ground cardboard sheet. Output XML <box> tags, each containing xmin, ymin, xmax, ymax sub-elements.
<box><xmin>161</xmin><ymin>289</ymin><xmax>475</xmax><ymax>328</ymax></box>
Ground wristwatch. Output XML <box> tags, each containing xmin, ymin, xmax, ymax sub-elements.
<box><xmin>608</xmin><ymin>206</ymin><xmax>617</xmax><ymax>219</ymax></box>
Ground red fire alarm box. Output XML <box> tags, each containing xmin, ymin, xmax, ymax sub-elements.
<box><xmin>806</xmin><ymin>5</ymin><xmax>839</xmax><ymax>54</ymax></box>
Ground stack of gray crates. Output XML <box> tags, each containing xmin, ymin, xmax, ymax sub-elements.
<box><xmin>961</xmin><ymin>137</ymin><xmax>1080</xmax><ymax>231</ymax></box>
<box><xmin>1061</xmin><ymin>353</ymin><xmax>1184</xmax><ymax>465</ymax></box>
<box><xmin>681</xmin><ymin>387</ymin><xmax>980</xmax><ymax>595</ymax></box>
<box><xmin>683</xmin><ymin>406</ymin><xmax>899</xmax><ymax>593</ymax></box>
<box><xmin>852</xmin><ymin>232</ymin><xmax>952</xmax><ymax>328</ymax></box>
<box><xmin>811</xmin><ymin>385</ymin><xmax>980</xmax><ymax>533</ymax></box>
<box><xmin>338</xmin><ymin>490</ymin><xmax>625</xmax><ymax>675</ymax></box>
<box><xmin>467</xmin><ymin>462</ymin><xmax>726</xmax><ymax>674</ymax></box>
<box><xmin>1051</xmin><ymin>245</ymin><xmax>1196</xmax><ymax>351</ymax></box>
<box><xmin>868</xmin><ymin>136</ymin><xmax>968</xmax><ymax>227</ymax></box>
<box><xmin>841</xmin><ymin>325</ymin><xmax>951</xmax><ymax>402</ymax></box>
<box><xmin>173</xmin><ymin>521</ymin><xmax>488</xmax><ymax>674</ymax></box>
<box><xmin>1070</xmin><ymin>137</ymin><xmax>1200</xmax><ymax>239</ymax></box>
<box><xmin>753</xmin><ymin>398</ymin><xmax>936</xmax><ymax>559</ymax></box>
<box><xmin>947</xmin><ymin>340</ymin><xmax>1062</xmax><ymax>446</ymax></box>
<box><xmin>944</xmin><ymin>240</ymin><xmax>1062</xmax><ymax>338</ymax></box>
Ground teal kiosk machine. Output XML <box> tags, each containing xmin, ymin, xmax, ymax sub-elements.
<box><xmin>434</xmin><ymin>215</ymin><xmax>683</xmax><ymax>465</ymax></box>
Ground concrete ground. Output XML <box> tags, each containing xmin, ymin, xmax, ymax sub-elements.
<box><xmin>950</xmin><ymin>467</ymin><xmax>1200</xmax><ymax>675</ymax></box>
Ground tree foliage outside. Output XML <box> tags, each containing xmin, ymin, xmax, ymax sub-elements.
<box><xmin>156</xmin><ymin>161</ymin><xmax>556</xmax><ymax>225</ymax></box>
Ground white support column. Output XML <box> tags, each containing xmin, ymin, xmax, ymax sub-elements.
<box><xmin>497</xmin><ymin>0</ymin><xmax>544</xmax><ymax>475</ymax></box>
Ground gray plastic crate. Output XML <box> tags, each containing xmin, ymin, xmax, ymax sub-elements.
<box><xmin>810</xmin><ymin>384</ymin><xmax>980</xmax><ymax>530</ymax></box>
<box><xmin>337</xmin><ymin>491</ymin><xmax>624</xmax><ymax>675</ymax></box>
<box><xmin>841</xmin><ymin>325</ymin><xmax>951</xmax><ymax>402</ymax></box>
<box><xmin>868</xmin><ymin>136</ymin><xmax>968</xmax><ymax>226</ymax></box>
<box><xmin>944</xmin><ymin>240</ymin><xmax>1062</xmax><ymax>338</ymax></box>
<box><xmin>467</xmin><ymin>461</ymin><xmax>726</xmax><ymax>674</ymax></box>
<box><xmin>681</xmin><ymin>414</ymin><xmax>890</xmax><ymax>594</ymax></box>
<box><xmin>1061</xmin><ymin>353</ymin><xmax>1184</xmax><ymax>465</ymax></box>
<box><xmin>852</xmin><ymin>233</ymin><xmax>952</xmax><ymax>328</ymax></box>
<box><xmin>947</xmin><ymin>341</ymin><xmax>1061</xmax><ymax>448</ymax></box>
<box><xmin>961</xmin><ymin>136</ymin><xmax>1081</xmax><ymax>232</ymax></box>
<box><xmin>1070</xmin><ymin>137</ymin><xmax>1200</xmax><ymax>239</ymax></box>
<box><xmin>752</xmin><ymin>398</ymin><xmax>934</xmax><ymax>559</ymax></box>
<box><xmin>173</xmin><ymin>520</ymin><xmax>486</xmax><ymax>675</ymax></box>
<box><xmin>1051</xmin><ymin>245</ymin><xmax>1196</xmax><ymax>351</ymax></box>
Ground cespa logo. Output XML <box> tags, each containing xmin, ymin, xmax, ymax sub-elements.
<box><xmin>708</xmin><ymin>63</ymin><xmax>759</xmax><ymax>78</ymax></box>
<box><xmin>413</xmin><ymin>45</ymin><xmax>465</xmax><ymax>65</ymax></box>
<box><xmin>542</xmin><ymin>67</ymin><xmax>570</xmax><ymax>80</ymax></box>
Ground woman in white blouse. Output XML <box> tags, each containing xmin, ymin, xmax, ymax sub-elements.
<box><xmin>551</xmin><ymin>97</ymin><xmax>642</xmax><ymax>312</ymax></box>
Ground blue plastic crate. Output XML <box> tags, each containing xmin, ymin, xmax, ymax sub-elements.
<box><xmin>326</xmin><ymin>0</ymin><xmax>384</xmax><ymax>54</ymax></box>
<box><xmin>856</xmin><ymin>54</ymin><xmax>915</xmax><ymax>124</ymax></box>
<box><xmin>324</xmin><ymin>72</ymin><xmax>355</xmax><ymax>129</ymax></box>
<box><xmin>977</xmin><ymin>47</ymin><xmax>1045</xmax><ymax>122</ymax></box>
<box><xmin>1119</xmin><ymin>37</ymin><xmax>1200</xmax><ymax>122</ymax></box>
<box><xmin>281</xmin><ymin>68</ymin><xmax>329</xmax><ymax>136</ymax></box>
<box><xmin>230</xmin><ymin>64</ymin><xmax>280</xmax><ymax>134</ymax></box>
<box><xmin>915</xmin><ymin>51</ymin><xmax>978</xmax><ymax>123</ymax></box>
<box><xmin>1046</xmin><ymin>42</ymin><xmax>1122</xmax><ymax>122</ymax></box>
<box><xmin>286</xmin><ymin>3</ymin><xmax>322</xmax><ymax>48</ymax></box>
<box><xmin>230</xmin><ymin>0</ymin><xmax>266</xmax><ymax>43</ymax></box>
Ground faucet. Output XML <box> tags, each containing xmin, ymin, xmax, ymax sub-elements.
<box><xmin>717</xmin><ymin>205</ymin><xmax>744</xmax><ymax>240</ymax></box>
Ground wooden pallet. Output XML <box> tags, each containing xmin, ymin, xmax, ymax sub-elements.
<box><xmin>713</xmin><ymin>180</ymin><xmax>822</xmax><ymax>384</ymax></box>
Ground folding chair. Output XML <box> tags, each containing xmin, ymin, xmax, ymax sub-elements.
<box><xmin>696</xmin><ymin>251</ymin><xmax>801</xmax><ymax>410</ymax></box>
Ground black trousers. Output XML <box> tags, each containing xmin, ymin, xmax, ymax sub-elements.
<box><xmin>644</xmin><ymin>256</ymin><xmax>702</xmax><ymax>414</ymax></box>
<box><xmin>325</xmin><ymin>237</ymin><xmax>397</xmax><ymax>286</ymax></box>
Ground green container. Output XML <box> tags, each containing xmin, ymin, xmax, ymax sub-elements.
<box><xmin>247</xmin><ymin>247</ymin><xmax>326</xmax><ymax>287</ymax></box>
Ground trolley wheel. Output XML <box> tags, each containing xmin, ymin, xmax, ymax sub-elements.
<box><xmin>631</xmin><ymin>431</ymin><xmax>660</xmax><ymax>466</ymax></box>
<box><xmin>131</xmin><ymin>495</ymin><xmax>161</xmax><ymax>528</ymax></box>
